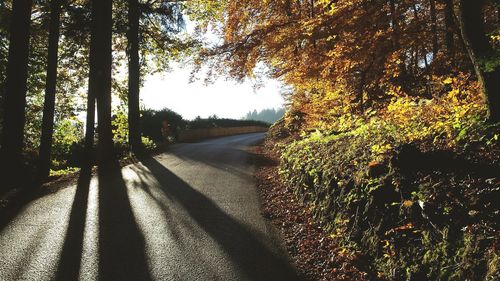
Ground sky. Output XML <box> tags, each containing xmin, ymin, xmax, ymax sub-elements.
<box><xmin>138</xmin><ymin>16</ymin><xmax>285</xmax><ymax>121</ymax></box>
<box><xmin>140</xmin><ymin>64</ymin><xmax>285</xmax><ymax>120</ymax></box>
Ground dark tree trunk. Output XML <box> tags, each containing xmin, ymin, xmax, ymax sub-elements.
<box><xmin>390</xmin><ymin>0</ymin><xmax>409</xmax><ymax>90</ymax></box>
<box><xmin>444</xmin><ymin>0</ymin><xmax>455</xmax><ymax>57</ymax></box>
<box><xmin>127</xmin><ymin>0</ymin><xmax>142</xmax><ymax>153</ymax></box>
<box><xmin>456</xmin><ymin>0</ymin><xmax>500</xmax><ymax>122</ymax></box>
<box><xmin>310</xmin><ymin>0</ymin><xmax>314</xmax><ymax>18</ymax></box>
<box><xmin>84</xmin><ymin>3</ymin><xmax>98</xmax><ymax>164</ymax></box>
<box><xmin>429</xmin><ymin>0</ymin><xmax>438</xmax><ymax>55</ymax></box>
<box><xmin>357</xmin><ymin>70</ymin><xmax>367</xmax><ymax>114</ymax></box>
<box><xmin>357</xmin><ymin>60</ymin><xmax>374</xmax><ymax>114</ymax></box>
<box><xmin>0</xmin><ymin>0</ymin><xmax>33</xmax><ymax>189</ymax></box>
<box><xmin>84</xmin><ymin>90</ymin><xmax>95</xmax><ymax>163</ymax></box>
<box><xmin>89</xmin><ymin>0</ymin><xmax>114</xmax><ymax>168</ymax></box>
<box><xmin>389</xmin><ymin>0</ymin><xmax>400</xmax><ymax>49</ymax></box>
<box><xmin>37</xmin><ymin>0</ymin><xmax>63</xmax><ymax>182</ymax></box>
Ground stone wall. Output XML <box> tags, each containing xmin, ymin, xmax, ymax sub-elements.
<box><xmin>177</xmin><ymin>126</ymin><xmax>268</xmax><ymax>142</ymax></box>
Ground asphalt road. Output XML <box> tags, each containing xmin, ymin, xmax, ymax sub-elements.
<box><xmin>0</xmin><ymin>133</ymin><xmax>301</xmax><ymax>281</ymax></box>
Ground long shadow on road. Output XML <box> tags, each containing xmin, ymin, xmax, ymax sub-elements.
<box><xmin>55</xmin><ymin>165</ymin><xmax>92</xmax><ymax>281</ymax></box>
<box><xmin>139</xmin><ymin>155</ymin><xmax>301</xmax><ymax>281</ymax></box>
<box><xmin>55</xmin><ymin>160</ymin><xmax>152</xmax><ymax>281</ymax></box>
<box><xmin>97</xmin><ymin>160</ymin><xmax>152</xmax><ymax>281</ymax></box>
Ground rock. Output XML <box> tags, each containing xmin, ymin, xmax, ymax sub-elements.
<box><xmin>368</xmin><ymin>161</ymin><xmax>388</xmax><ymax>177</ymax></box>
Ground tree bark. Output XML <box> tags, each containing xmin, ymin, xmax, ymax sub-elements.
<box><xmin>390</xmin><ymin>0</ymin><xmax>410</xmax><ymax>92</ymax></box>
<box><xmin>444</xmin><ymin>0</ymin><xmax>455</xmax><ymax>57</ymax></box>
<box><xmin>89</xmin><ymin>0</ymin><xmax>114</xmax><ymax>168</ymax></box>
<box><xmin>310</xmin><ymin>0</ymin><xmax>314</xmax><ymax>18</ymax></box>
<box><xmin>429</xmin><ymin>0</ymin><xmax>438</xmax><ymax>55</ymax></box>
<box><xmin>84</xmin><ymin>91</ymin><xmax>95</xmax><ymax>163</ymax></box>
<box><xmin>0</xmin><ymin>0</ymin><xmax>33</xmax><ymax>189</ymax></box>
<box><xmin>389</xmin><ymin>0</ymin><xmax>401</xmax><ymax>49</ymax></box>
<box><xmin>127</xmin><ymin>0</ymin><xmax>142</xmax><ymax>153</ymax></box>
<box><xmin>455</xmin><ymin>0</ymin><xmax>500</xmax><ymax>122</ymax></box>
<box><xmin>37</xmin><ymin>0</ymin><xmax>63</xmax><ymax>182</ymax></box>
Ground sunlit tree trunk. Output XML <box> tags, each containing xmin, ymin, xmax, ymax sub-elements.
<box><xmin>38</xmin><ymin>0</ymin><xmax>63</xmax><ymax>182</ymax></box>
<box><xmin>456</xmin><ymin>0</ymin><xmax>500</xmax><ymax>122</ymax></box>
<box><xmin>0</xmin><ymin>0</ymin><xmax>33</xmax><ymax>191</ymax></box>
<box><xmin>89</xmin><ymin>0</ymin><xmax>114</xmax><ymax>168</ymax></box>
<box><xmin>127</xmin><ymin>0</ymin><xmax>142</xmax><ymax>153</ymax></box>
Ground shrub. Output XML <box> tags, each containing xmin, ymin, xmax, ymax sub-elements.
<box><xmin>52</xmin><ymin>117</ymin><xmax>84</xmax><ymax>169</ymax></box>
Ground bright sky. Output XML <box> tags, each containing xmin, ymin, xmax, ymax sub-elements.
<box><xmin>140</xmin><ymin>64</ymin><xmax>285</xmax><ymax>120</ymax></box>
<box><xmin>138</xmin><ymin>16</ymin><xmax>285</xmax><ymax>120</ymax></box>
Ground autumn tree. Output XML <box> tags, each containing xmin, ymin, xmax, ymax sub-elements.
<box><xmin>193</xmin><ymin>0</ymin><xmax>498</xmax><ymax>129</ymax></box>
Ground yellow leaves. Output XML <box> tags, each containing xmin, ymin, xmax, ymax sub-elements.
<box><xmin>402</xmin><ymin>200</ymin><xmax>414</xmax><ymax>208</ymax></box>
<box><xmin>317</xmin><ymin>0</ymin><xmax>339</xmax><ymax>14</ymax></box>
<box><xmin>490</xmin><ymin>34</ymin><xmax>500</xmax><ymax>43</ymax></box>
<box><xmin>325</xmin><ymin>35</ymin><xmax>337</xmax><ymax>42</ymax></box>
<box><xmin>338</xmin><ymin>247</ymin><xmax>349</xmax><ymax>256</ymax></box>
<box><xmin>371</xmin><ymin>143</ymin><xmax>393</xmax><ymax>155</ymax></box>
<box><xmin>376</xmin><ymin>74</ymin><xmax>485</xmax><ymax>146</ymax></box>
<box><xmin>381</xmin><ymin>239</ymin><xmax>395</xmax><ymax>258</ymax></box>
<box><xmin>387</xmin><ymin>86</ymin><xmax>403</xmax><ymax>97</ymax></box>
<box><xmin>447</xmin><ymin>88</ymin><xmax>460</xmax><ymax>102</ymax></box>
<box><xmin>442</xmin><ymin>77</ymin><xmax>453</xmax><ymax>85</ymax></box>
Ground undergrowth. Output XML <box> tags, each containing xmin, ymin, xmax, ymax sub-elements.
<box><xmin>271</xmin><ymin>75</ymin><xmax>500</xmax><ymax>281</ymax></box>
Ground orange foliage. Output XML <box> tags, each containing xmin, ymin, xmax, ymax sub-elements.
<box><xmin>194</xmin><ymin>0</ymin><xmax>497</xmax><ymax>135</ymax></box>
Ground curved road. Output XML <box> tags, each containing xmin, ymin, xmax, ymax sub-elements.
<box><xmin>0</xmin><ymin>133</ymin><xmax>301</xmax><ymax>281</ymax></box>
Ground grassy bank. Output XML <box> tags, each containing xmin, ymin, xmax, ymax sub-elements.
<box><xmin>269</xmin><ymin>83</ymin><xmax>499</xmax><ymax>280</ymax></box>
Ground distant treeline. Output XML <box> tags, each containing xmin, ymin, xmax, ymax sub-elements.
<box><xmin>141</xmin><ymin>109</ymin><xmax>269</xmax><ymax>144</ymax></box>
<box><xmin>244</xmin><ymin>108</ymin><xmax>285</xmax><ymax>124</ymax></box>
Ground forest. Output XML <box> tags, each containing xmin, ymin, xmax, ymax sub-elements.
<box><xmin>244</xmin><ymin>107</ymin><xmax>286</xmax><ymax>124</ymax></box>
<box><xmin>0</xmin><ymin>0</ymin><xmax>499</xmax><ymax>280</ymax></box>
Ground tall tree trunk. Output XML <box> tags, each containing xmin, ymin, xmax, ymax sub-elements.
<box><xmin>444</xmin><ymin>0</ymin><xmax>455</xmax><ymax>57</ymax></box>
<box><xmin>310</xmin><ymin>0</ymin><xmax>314</xmax><ymax>18</ymax></box>
<box><xmin>456</xmin><ymin>0</ymin><xmax>500</xmax><ymax>122</ymax></box>
<box><xmin>389</xmin><ymin>0</ymin><xmax>400</xmax><ymax>49</ymax></box>
<box><xmin>390</xmin><ymin>0</ymin><xmax>409</xmax><ymax>90</ymax></box>
<box><xmin>429</xmin><ymin>0</ymin><xmax>438</xmax><ymax>55</ymax></box>
<box><xmin>84</xmin><ymin>92</ymin><xmax>95</xmax><ymax>163</ymax></box>
<box><xmin>84</xmin><ymin>3</ymin><xmax>98</xmax><ymax>164</ymax></box>
<box><xmin>127</xmin><ymin>0</ymin><xmax>142</xmax><ymax>153</ymax></box>
<box><xmin>0</xmin><ymin>0</ymin><xmax>33</xmax><ymax>190</ymax></box>
<box><xmin>497</xmin><ymin>0</ymin><xmax>500</xmax><ymax>23</ymax></box>
<box><xmin>357</xmin><ymin>70</ymin><xmax>367</xmax><ymax>114</ymax></box>
<box><xmin>89</xmin><ymin>0</ymin><xmax>114</xmax><ymax>169</ymax></box>
<box><xmin>37</xmin><ymin>0</ymin><xmax>63</xmax><ymax>182</ymax></box>
<box><xmin>310</xmin><ymin>0</ymin><xmax>316</xmax><ymax>47</ymax></box>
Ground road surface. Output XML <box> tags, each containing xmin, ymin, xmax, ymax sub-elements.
<box><xmin>0</xmin><ymin>133</ymin><xmax>300</xmax><ymax>281</ymax></box>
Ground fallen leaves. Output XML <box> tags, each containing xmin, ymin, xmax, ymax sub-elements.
<box><xmin>253</xmin><ymin>142</ymin><xmax>372</xmax><ymax>281</ymax></box>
